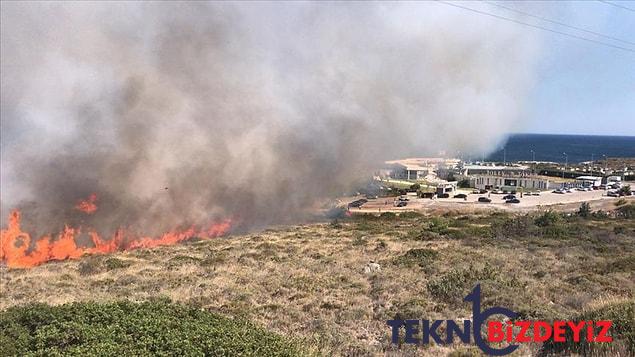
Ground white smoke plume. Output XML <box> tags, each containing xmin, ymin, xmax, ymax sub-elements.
<box><xmin>1</xmin><ymin>2</ymin><xmax>540</xmax><ymax>234</ymax></box>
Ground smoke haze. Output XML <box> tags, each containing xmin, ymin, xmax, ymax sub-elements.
<box><xmin>1</xmin><ymin>2</ymin><xmax>540</xmax><ymax>234</ymax></box>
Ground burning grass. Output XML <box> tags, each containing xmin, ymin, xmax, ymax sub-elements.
<box><xmin>0</xmin><ymin>208</ymin><xmax>231</xmax><ymax>268</ymax></box>
<box><xmin>1</xmin><ymin>208</ymin><xmax>634</xmax><ymax>355</ymax></box>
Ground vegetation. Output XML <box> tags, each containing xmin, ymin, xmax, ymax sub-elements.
<box><xmin>457</xmin><ymin>179</ymin><xmax>470</xmax><ymax>188</ymax></box>
<box><xmin>578</xmin><ymin>202</ymin><xmax>591</xmax><ymax>217</ymax></box>
<box><xmin>540</xmin><ymin>299</ymin><xmax>635</xmax><ymax>356</ymax></box>
<box><xmin>0</xmin><ymin>300</ymin><xmax>303</xmax><ymax>356</ymax></box>
<box><xmin>2</xmin><ymin>208</ymin><xmax>634</xmax><ymax>355</ymax></box>
<box><xmin>619</xmin><ymin>185</ymin><xmax>632</xmax><ymax>196</ymax></box>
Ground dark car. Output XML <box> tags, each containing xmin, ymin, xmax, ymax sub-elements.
<box><xmin>502</xmin><ymin>194</ymin><xmax>516</xmax><ymax>200</ymax></box>
<box><xmin>438</xmin><ymin>193</ymin><xmax>450</xmax><ymax>198</ymax></box>
<box><xmin>453</xmin><ymin>193</ymin><xmax>467</xmax><ymax>199</ymax></box>
<box><xmin>505</xmin><ymin>198</ymin><xmax>521</xmax><ymax>204</ymax></box>
<box><xmin>395</xmin><ymin>201</ymin><xmax>408</xmax><ymax>207</ymax></box>
<box><xmin>348</xmin><ymin>198</ymin><xmax>368</xmax><ymax>208</ymax></box>
<box><xmin>479</xmin><ymin>189</ymin><xmax>488</xmax><ymax>194</ymax></box>
<box><xmin>478</xmin><ymin>197</ymin><xmax>492</xmax><ymax>203</ymax></box>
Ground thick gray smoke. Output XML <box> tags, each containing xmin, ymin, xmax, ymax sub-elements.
<box><xmin>1</xmin><ymin>2</ymin><xmax>540</xmax><ymax>235</ymax></box>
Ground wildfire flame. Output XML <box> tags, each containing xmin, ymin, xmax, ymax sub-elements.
<box><xmin>1</xmin><ymin>194</ymin><xmax>231</xmax><ymax>268</ymax></box>
<box><xmin>75</xmin><ymin>193</ymin><xmax>98</xmax><ymax>214</ymax></box>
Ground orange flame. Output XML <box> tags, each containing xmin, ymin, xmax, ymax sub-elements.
<box><xmin>0</xmin><ymin>210</ymin><xmax>231</xmax><ymax>268</ymax></box>
<box><xmin>75</xmin><ymin>193</ymin><xmax>98</xmax><ymax>214</ymax></box>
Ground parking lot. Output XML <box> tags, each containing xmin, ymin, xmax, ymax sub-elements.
<box><xmin>348</xmin><ymin>183</ymin><xmax>634</xmax><ymax>214</ymax></box>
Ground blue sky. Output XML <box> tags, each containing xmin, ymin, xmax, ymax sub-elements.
<box><xmin>497</xmin><ymin>1</ymin><xmax>634</xmax><ymax>136</ymax></box>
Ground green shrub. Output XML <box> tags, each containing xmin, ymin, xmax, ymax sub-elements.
<box><xmin>492</xmin><ymin>214</ymin><xmax>534</xmax><ymax>238</ymax></box>
<box><xmin>540</xmin><ymin>299</ymin><xmax>635</xmax><ymax>356</ymax></box>
<box><xmin>615</xmin><ymin>198</ymin><xmax>628</xmax><ymax>207</ymax></box>
<box><xmin>427</xmin><ymin>217</ymin><xmax>450</xmax><ymax>235</ymax></box>
<box><xmin>578</xmin><ymin>202</ymin><xmax>591</xmax><ymax>218</ymax></box>
<box><xmin>393</xmin><ymin>248</ymin><xmax>438</xmax><ymax>268</ymax></box>
<box><xmin>534</xmin><ymin>210</ymin><xmax>562</xmax><ymax>227</ymax></box>
<box><xmin>78</xmin><ymin>256</ymin><xmax>131</xmax><ymax>276</ymax></box>
<box><xmin>457</xmin><ymin>179</ymin><xmax>470</xmax><ymax>188</ymax></box>
<box><xmin>616</xmin><ymin>204</ymin><xmax>635</xmax><ymax>219</ymax></box>
<box><xmin>0</xmin><ymin>301</ymin><xmax>304</xmax><ymax>356</ymax></box>
<box><xmin>427</xmin><ymin>264</ymin><xmax>498</xmax><ymax>305</ymax></box>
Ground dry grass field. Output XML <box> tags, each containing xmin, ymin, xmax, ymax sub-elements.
<box><xmin>1</xmin><ymin>205</ymin><xmax>634</xmax><ymax>356</ymax></box>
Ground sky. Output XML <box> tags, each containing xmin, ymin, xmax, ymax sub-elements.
<box><xmin>457</xmin><ymin>1</ymin><xmax>634</xmax><ymax>136</ymax></box>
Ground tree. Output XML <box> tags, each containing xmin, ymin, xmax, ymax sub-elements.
<box><xmin>618</xmin><ymin>185</ymin><xmax>631</xmax><ymax>196</ymax></box>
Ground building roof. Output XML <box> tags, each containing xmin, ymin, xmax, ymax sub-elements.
<box><xmin>464</xmin><ymin>164</ymin><xmax>529</xmax><ymax>171</ymax></box>
<box><xmin>575</xmin><ymin>176</ymin><xmax>602</xmax><ymax>181</ymax></box>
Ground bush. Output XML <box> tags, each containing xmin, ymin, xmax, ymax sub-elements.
<box><xmin>0</xmin><ymin>301</ymin><xmax>303</xmax><ymax>356</ymax></box>
<box><xmin>618</xmin><ymin>185</ymin><xmax>631</xmax><ymax>196</ymax></box>
<box><xmin>616</xmin><ymin>204</ymin><xmax>635</xmax><ymax>219</ymax></box>
<box><xmin>540</xmin><ymin>299</ymin><xmax>635</xmax><ymax>356</ymax></box>
<box><xmin>427</xmin><ymin>264</ymin><xmax>498</xmax><ymax>305</ymax></box>
<box><xmin>534</xmin><ymin>210</ymin><xmax>562</xmax><ymax>227</ymax></box>
<box><xmin>393</xmin><ymin>248</ymin><xmax>438</xmax><ymax>268</ymax></box>
<box><xmin>578</xmin><ymin>202</ymin><xmax>591</xmax><ymax>218</ymax></box>
<box><xmin>615</xmin><ymin>198</ymin><xmax>628</xmax><ymax>207</ymax></box>
<box><xmin>78</xmin><ymin>256</ymin><xmax>131</xmax><ymax>276</ymax></box>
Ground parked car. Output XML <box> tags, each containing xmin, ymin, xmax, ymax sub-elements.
<box><xmin>478</xmin><ymin>197</ymin><xmax>492</xmax><ymax>203</ymax></box>
<box><xmin>348</xmin><ymin>198</ymin><xmax>368</xmax><ymax>208</ymax></box>
<box><xmin>607</xmin><ymin>191</ymin><xmax>619</xmax><ymax>197</ymax></box>
<box><xmin>479</xmin><ymin>189</ymin><xmax>488</xmax><ymax>194</ymax></box>
<box><xmin>492</xmin><ymin>189</ymin><xmax>504</xmax><ymax>194</ymax></box>
<box><xmin>530</xmin><ymin>191</ymin><xmax>541</xmax><ymax>196</ymax></box>
<box><xmin>454</xmin><ymin>193</ymin><xmax>468</xmax><ymax>199</ymax></box>
<box><xmin>394</xmin><ymin>201</ymin><xmax>408</xmax><ymax>207</ymax></box>
<box><xmin>505</xmin><ymin>198</ymin><xmax>521</xmax><ymax>204</ymax></box>
<box><xmin>553</xmin><ymin>189</ymin><xmax>565</xmax><ymax>194</ymax></box>
<box><xmin>502</xmin><ymin>194</ymin><xmax>516</xmax><ymax>200</ymax></box>
<box><xmin>438</xmin><ymin>193</ymin><xmax>450</xmax><ymax>198</ymax></box>
<box><xmin>472</xmin><ymin>189</ymin><xmax>480</xmax><ymax>194</ymax></box>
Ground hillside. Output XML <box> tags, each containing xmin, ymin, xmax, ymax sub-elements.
<box><xmin>2</xmin><ymin>206</ymin><xmax>634</xmax><ymax>356</ymax></box>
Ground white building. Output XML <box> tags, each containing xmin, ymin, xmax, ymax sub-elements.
<box><xmin>472</xmin><ymin>175</ymin><xmax>550</xmax><ymax>191</ymax></box>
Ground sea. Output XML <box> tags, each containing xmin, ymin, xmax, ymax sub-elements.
<box><xmin>485</xmin><ymin>134</ymin><xmax>635</xmax><ymax>164</ymax></box>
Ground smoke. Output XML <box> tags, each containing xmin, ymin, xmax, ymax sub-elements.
<box><xmin>1</xmin><ymin>2</ymin><xmax>540</xmax><ymax>234</ymax></box>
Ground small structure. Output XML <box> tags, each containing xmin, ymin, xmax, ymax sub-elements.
<box><xmin>575</xmin><ymin>176</ymin><xmax>602</xmax><ymax>188</ymax></box>
<box><xmin>436</xmin><ymin>182</ymin><xmax>457</xmax><ymax>195</ymax></box>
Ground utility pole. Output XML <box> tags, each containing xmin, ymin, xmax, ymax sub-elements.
<box><xmin>562</xmin><ymin>152</ymin><xmax>568</xmax><ymax>179</ymax></box>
